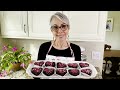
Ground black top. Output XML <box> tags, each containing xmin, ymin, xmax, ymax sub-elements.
<box><xmin>37</xmin><ymin>41</ymin><xmax>81</xmax><ymax>61</ymax></box>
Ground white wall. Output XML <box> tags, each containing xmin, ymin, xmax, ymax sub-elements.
<box><xmin>105</xmin><ymin>11</ymin><xmax>120</xmax><ymax>50</ymax></box>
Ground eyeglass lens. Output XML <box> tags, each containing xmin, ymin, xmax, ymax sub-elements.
<box><xmin>51</xmin><ymin>24</ymin><xmax>68</xmax><ymax>31</ymax></box>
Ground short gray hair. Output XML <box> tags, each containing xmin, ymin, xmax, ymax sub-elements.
<box><xmin>50</xmin><ymin>12</ymin><xmax>70</xmax><ymax>26</ymax></box>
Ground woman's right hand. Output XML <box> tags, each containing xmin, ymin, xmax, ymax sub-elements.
<box><xmin>29</xmin><ymin>60</ymin><xmax>35</xmax><ymax>64</ymax></box>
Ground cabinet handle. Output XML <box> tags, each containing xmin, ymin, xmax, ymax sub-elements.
<box><xmin>24</xmin><ymin>24</ymin><xmax>26</xmax><ymax>33</ymax></box>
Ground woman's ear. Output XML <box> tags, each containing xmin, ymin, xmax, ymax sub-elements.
<box><xmin>68</xmin><ymin>25</ymin><xmax>70</xmax><ymax>30</ymax></box>
<box><xmin>67</xmin><ymin>29</ymin><xmax>69</xmax><ymax>33</ymax></box>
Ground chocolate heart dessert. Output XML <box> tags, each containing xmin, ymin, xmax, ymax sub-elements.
<box><xmin>57</xmin><ymin>62</ymin><xmax>67</xmax><ymax>68</ymax></box>
<box><xmin>56</xmin><ymin>68</ymin><xmax>67</xmax><ymax>76</ymax></box>
<box><xmin>45</xmin><ymin>61</ymin><xmax>55</xmax><ymax>67</ymax></box>
<box><xmin>68</xmin><ymin>63</ymin><xmax>78</xmax><ymax>68</ymax></box>
<box><xmin>79</xmin><ymin>63</ymin><xmax>89</xmax><ymax>68</ymax></box>
<box><xmin>43</xmin><ymin>68</ymin><xmax>55</xmax><ymax>76</ymax></box>
<box><xmin>68</xmin><ymin>68</ymin><xmax>80</xmax><ymax>76</ymax></box>
<box><xmin>31</xmin><ymin>67</ymin><xmax>43</xmax><ymax>76</ymax></box>
<box><xmin>34</xmin><ymin>61</ymin><xmax>44</xmax><ymax>66</ymax></box>
<box><xmin>81</xmin><ymin>69</ymin><xmax>92</xmax><ymax>76</ymax></box>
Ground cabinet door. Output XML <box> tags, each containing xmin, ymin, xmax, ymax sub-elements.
<box><xmin>1</xmin><ymin>11</ymin><xmax>28</xmax><ymax>38</ymax></box>
<box><xmin>28</xmin><ymin>11</ymin><xmax>62</xmax><ymax>40</ymax></box>
<box><xmin>63</xmin><ymin>11</ymin><xmax>107</xmax><ymax>41</ymax></box>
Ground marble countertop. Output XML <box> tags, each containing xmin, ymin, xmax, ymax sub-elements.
<box><xmin>0</xmin><ymin>67</ymin><xmax>102</xmax><ymax>79</ymax></box>
<box><xmin>94</xmin><ymin>67</ymin><xmax>102</xmax><ymax>79</ymax></box>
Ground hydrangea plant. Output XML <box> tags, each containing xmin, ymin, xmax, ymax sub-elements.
<box><xmin>0</xmin><ymin>45</ymin><xmax>31</xmax><ymax>77</ymax></box>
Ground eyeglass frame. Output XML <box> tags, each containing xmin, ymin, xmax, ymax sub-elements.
<box><xmin>50</xmin><ymin>24</ymin><xmax>69</xmax><ymax>32</ymax></box>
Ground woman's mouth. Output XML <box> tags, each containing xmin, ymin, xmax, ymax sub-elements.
<box><xmin>56</xmin><ymin>35</ymin><xmax>63</xmax><ymax>37</ymax></box>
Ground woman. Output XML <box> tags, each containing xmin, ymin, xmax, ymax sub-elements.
<box><xmin>37</xmin><ymin>12</ymin><xmax>81</xmax><ymax>61</ymax></box>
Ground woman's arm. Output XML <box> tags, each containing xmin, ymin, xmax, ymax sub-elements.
<box><xmin>75</xmin><ymin>46</ymin><xmax>81</xmax><ymax>61</ymax></box>
<box><xmin>71</xmin><ymin>43</ymin><xmax>81</xmax><ymax>61</ymax></box>
<box><xmin>37</xmin><ymin>45</ymin><xmax>46</xmax><ymax>60</ymax></box>
<box><xmin>37</xmin><ymin>42</ymin><xmax>51</xmax><ymax>60</ymax></box>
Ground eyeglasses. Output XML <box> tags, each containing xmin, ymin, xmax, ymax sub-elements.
<box><xmin>51</xmin><ymin>24</ymin><xmax>68</xmax><ymax>32</ymax></box>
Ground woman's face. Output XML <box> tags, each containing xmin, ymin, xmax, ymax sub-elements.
<box><xmin>50</xmin><ymin>17</ymin><xmax>69</xmax><ymax>40</ymax></box>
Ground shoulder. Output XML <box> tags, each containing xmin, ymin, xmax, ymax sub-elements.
<box><xmin>41</xmin><ymin>41</ymin><xmax>51</xmax><ymax>46</ymax></box>
<box><xmin>70</xmin><ymin>43</ymin><xmax>80</xmax><ymax>48</ymax></box>
<box><xmin>39</xmin><ymin>41</ymin><xmax>51</xmax><ymax>48</ymax></box>
<box><xmin>70</xmin><ymin>43</ymin><xmax>81</xmax><ymax>50</ymax></box>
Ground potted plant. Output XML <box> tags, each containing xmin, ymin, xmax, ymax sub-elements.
<box><xmin>0</xmin><ymin>45</ymin><xmax>31</xmax><ymax>77</ymax></box>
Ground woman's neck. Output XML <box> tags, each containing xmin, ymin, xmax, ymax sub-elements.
<box><xmin>53</xmin><ymin>39</ymin><xmax>69</xmax><ymax>49</ymax></box>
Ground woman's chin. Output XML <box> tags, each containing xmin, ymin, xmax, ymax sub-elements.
<box><xmin>56</xmin><ymin>36</ymin><xmax>65</xmax><ymax>39</ymax></box>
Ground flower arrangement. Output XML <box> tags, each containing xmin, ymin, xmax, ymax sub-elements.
<box><xmin>0</xmin><ymin>45</ymin><xmax>31</xmax><ymax>77</ymax></box>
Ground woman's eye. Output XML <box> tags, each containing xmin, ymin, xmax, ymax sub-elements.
<box><xmin>62</xmin><ymin>25</ymin><xmax>66</xmax><ymax>28</ymax></box>
<box><xmin>51</xmin><ymin>26</ymin><xmax>58</xmax><ymax>30</ymax></box>
<box><xmin>61</xmin><ymin>25</ymin><xmax>67</xmax><ymax>29</ymax></box>
<box><xmin>54</xmin><ymin>26</ymin><xmax>58</xmax><ymax>29</ymax></box>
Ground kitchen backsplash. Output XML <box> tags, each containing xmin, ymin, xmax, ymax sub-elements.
<box><xmin>0</xmin><ymin>38</ymin><xmax>104</xmax><ymax>73</ymax></box>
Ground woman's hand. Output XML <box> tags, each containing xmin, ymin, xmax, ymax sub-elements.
<box><xmin>29</xmin><ymin>60</ymin><xmax>35</xmax><ymax>64</ymax></box>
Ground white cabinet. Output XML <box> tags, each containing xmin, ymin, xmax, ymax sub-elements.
<box><xmin>28</xmin><ymin>11</ymin><xmax>62</xmax><ymax>40</ymax></box>
<box><xmin>0</xmin><ymin>11</ymin><xmax>107</xmax><ymax>41</ymax></box>
<box><xmin>0</xmin><ymin>11</ymin><xmax>62</xmax><ymax>40</ymax></box>
<box><xmin>63</xmin><ymin>11</ymin><xmax>108</xmax><ymax>41</ymax></box>
<box><xmin>1</xmin><ymin>11</ymin><xmax>28</xmax><ymax>38</ymax></box>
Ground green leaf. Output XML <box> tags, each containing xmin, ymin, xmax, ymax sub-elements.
<box><xmin>5</xmin><ymin>63</ymin><xmax>13</xmax><ymax>72</ymax></box>
<box><xmin>8</xmin><ymin>45</ymin><xmax>12</xmax><ymax>49</ymax></box>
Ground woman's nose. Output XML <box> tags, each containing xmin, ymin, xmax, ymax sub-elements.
<box><xmin>57</xmin><ymin>28</ymin><xmax>63</xmax><ymax>33</ymax></box>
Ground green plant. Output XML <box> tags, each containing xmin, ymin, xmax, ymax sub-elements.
<box><xmin>0</xmin><ymin>45</ymin><xmax>31</xmax><ymax>76</ymax></box>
